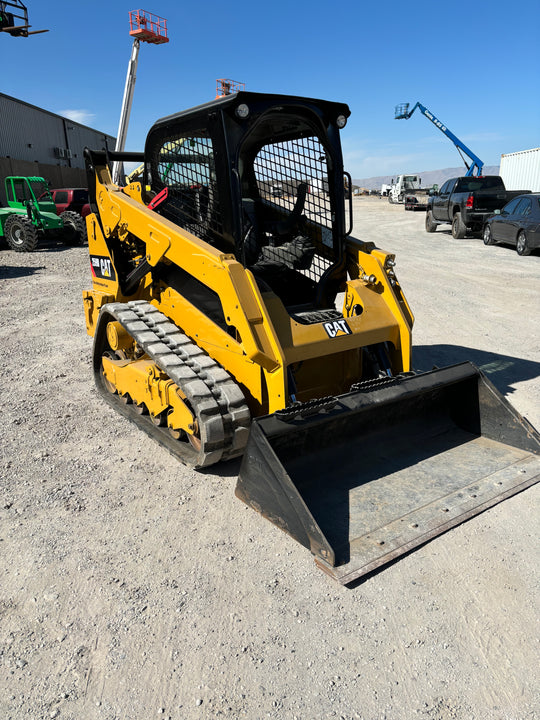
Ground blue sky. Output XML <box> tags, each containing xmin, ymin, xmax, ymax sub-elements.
<box><xmin>2</xmin><ymin>0</ymin><xmax>538</xmax><ymax>179</ymax></box>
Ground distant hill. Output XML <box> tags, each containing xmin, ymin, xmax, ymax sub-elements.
<box><xmin>353</xmin><ymin>166</ymin><xmax>500</xmax><ymax>191</ymax></box>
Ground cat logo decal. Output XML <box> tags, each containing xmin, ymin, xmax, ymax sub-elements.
<box><xmin>323</xmin><ymin>319</ymin><xmax>352</xmax><ymax>338</ymax></box>
<box><xmin>90</xmin><ymin>255</ymin><xmax>116</xmax><ymax>281</ymax></box>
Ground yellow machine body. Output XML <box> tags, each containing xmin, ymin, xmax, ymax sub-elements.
<box><xmin>83</xmin><ymin>169</ymin><xmax>413</xmax><ymax>418</ymax></box>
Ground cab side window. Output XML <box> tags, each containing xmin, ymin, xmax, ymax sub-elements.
<box><xmin>439</xmin><ymin>180</ymin><xmax>451</xmax><ymax>195</ymax></box>
<box><xmin>502</xmin><ymin>197</ymin><xmax>521</xmax><ymax>215</ymax></box>
<box><xmin>14</xmin><ymin>180</ymin><xmax>27</xmax><ymax>202</ymax></box>
<box><xmin>515</xmin><ymin>198</ymin><xmax>531</xmax><ymax>216</ymax></box>
<box><xmin>151</xmin><ymin>132</ymin><xmax>223</xmax><ymax>246</ymax></box>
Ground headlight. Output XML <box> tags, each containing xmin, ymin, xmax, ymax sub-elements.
<box><xmin>336</xmin><ymin>114</ymin><xmax>347</xmax><ymax>129</ymax></box>
<box><xmin>236</xmin><ymin>104</ymin><xmax>250</xmax><ymax>119</ymax></box>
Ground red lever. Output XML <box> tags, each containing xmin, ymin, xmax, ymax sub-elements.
<box><xmin>148</xmin><ymin>187</ymin><xmax>169</xmax><ymax>210</ymax></box>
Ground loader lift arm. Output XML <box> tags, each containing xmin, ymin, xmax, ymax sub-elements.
<box><xmin>395</xmin><ymin>102</ymin><xmax>484</xmax><ymax>177</ymax></box>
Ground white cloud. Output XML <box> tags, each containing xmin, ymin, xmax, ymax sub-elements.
<box><xmin>459</xmin><ymin>132</ymin><xmax>504</xmax><ymax>143</ymax></box>
<box><xmin>344</xmin><ymin>150</ymin><xmax>424</xmax><ymax>177</ymax></box>
<box><xmin>59</xmin><ymin>109</ymin><xmax>96</xmax><ymax>125</ymax></box>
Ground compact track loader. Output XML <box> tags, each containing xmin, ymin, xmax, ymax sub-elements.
<box><xmin>83</xmin><ymin>92</ymin><xmax>539</xmax><ymax>584</ymax></box>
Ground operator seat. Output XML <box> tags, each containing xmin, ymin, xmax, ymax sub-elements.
<box><xmin>242</xmin><ymin>183</ymin><xmax>317</xmax><ymax>305</ymax></box>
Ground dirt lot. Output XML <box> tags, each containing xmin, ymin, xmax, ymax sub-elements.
<box><xmin>1</xmin><ymin>197</ymin><xmax>538</xmax><ymax>720</ymax></box>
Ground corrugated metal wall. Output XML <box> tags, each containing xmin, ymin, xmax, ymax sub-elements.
<box><xmin>0</xmin><ymin>93</ymin><xmax>115</xmax><ymax>170</ymax></box>
<box><xmin>0</xmin><ymin>157</ymin><xmax>89</xmax><ymax>205</ymax></box>
<box><xmin>500</xmin><ymin>148</ymin><xmax>540</xmax><ymax>193</ymax></box>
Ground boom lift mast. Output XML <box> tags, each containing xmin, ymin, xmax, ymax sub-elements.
<box><xmin>395</xmin><ymin>102</ymin><xmax>484</xmax><ymax>177</ymax></box>
<box><xmin>112</xmin><ymin>9</ymin><xmax>169</xmax><ymax>185</ymax></box>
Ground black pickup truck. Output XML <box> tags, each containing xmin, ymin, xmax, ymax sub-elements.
<box><xmin>425</xmin><ymin>176</ymin><xmax>530</xmax><ymax>238</ymax></box>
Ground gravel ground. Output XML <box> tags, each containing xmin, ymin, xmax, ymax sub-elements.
<box><xmin>1</xmin><ymin>197</ymin><xmax>538</xmax><ymax>720</ymax></box>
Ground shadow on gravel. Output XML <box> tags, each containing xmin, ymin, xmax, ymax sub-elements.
<box><xmin>0</xmin><ymin>264</ymin><xmax>45</xmax><ymax>279</ymax></box>
<box><xmin>202</xmin><ymin>457</ymin><xmax>242</xmax><ymax>479</ymax></box>
<box><xmin>433</xmin><ymin>228</ymin><xmax>539</xmax><ymax>253</ymax></box>
<box><xmin>28</xmin><ymin>237</ymin><xmax>88</xmax><ymax>252</ymax></box>
<box><xmin>1</xmin><ymin>238</ymin><xmax>87</xmax><ymax>256</ymax></box>
<box><xmin>413</xmin><ymin>344</ymin><xmax>540</xmax><ymax>398</ymax></box>
<box><xmin>488</xmin><ymin>242</ymin><xmax>539</xmax><ymax>257</ymax></box>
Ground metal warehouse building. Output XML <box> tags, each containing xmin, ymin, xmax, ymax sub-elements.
<box><xmin>0</xmin><ymin>92</ymin><xmax>116</xmax><ymax>204</ymax></box>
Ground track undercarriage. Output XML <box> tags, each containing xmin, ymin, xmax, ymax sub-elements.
<box><xmin>93</xmin><ymin>301</ymin><xmax>250</xmax><ymax>467</ymax></box>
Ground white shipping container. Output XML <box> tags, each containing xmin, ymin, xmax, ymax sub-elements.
<box><xmin>499</xmin><ymin>147</ymin><xmax>540</xmax><ymax>192</ymax></box>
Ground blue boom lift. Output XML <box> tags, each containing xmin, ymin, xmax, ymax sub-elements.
<box><xmin>395</xmin><ymin>102</ymin><xmax>483</xmax><ymax>177</ymax></box>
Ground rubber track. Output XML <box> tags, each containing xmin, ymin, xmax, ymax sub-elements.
<box><xmin>94</xmin><ymin>300</ymin><xmax>251</xmax><ymax>468</ymax></box>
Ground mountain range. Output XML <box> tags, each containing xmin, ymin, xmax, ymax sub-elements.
<box><xmin>352</xmin><ymin>166</ymin><xmax>500</xmax><ymax>191</ymax></box>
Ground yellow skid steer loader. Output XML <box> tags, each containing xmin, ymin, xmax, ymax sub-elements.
<box><xmin>83</xmin><ymin>92</ymin><xmax>539</xmax><ymax>584</ymax></box>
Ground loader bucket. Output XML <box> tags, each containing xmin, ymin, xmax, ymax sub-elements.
<box><xmin>236</xmin><ymin>362</ymin><xmax>539</xmax><ymax>585</ymax></box>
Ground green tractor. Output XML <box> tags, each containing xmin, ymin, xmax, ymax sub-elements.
<box><xmin>0</xmin><ymin>176</ymin><xmax>86</xmax><ymax>251</ymax></box>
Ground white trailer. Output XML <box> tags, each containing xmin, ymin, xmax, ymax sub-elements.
<box><xmin>500</xmin><ymin>147</ymin><xmax>540</xmax><ymax>192</ymax></box>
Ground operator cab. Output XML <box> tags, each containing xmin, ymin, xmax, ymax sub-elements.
<box><xmin>145</xmin><ymin>92</ymin><xmax>351</xmax><ymax>312</ymax></box>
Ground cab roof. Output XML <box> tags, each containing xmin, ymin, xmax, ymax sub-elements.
<box><xmin>151</xmin><ymin>91</ymin><xmax>351</xmax><ymax>129</ymax></box>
